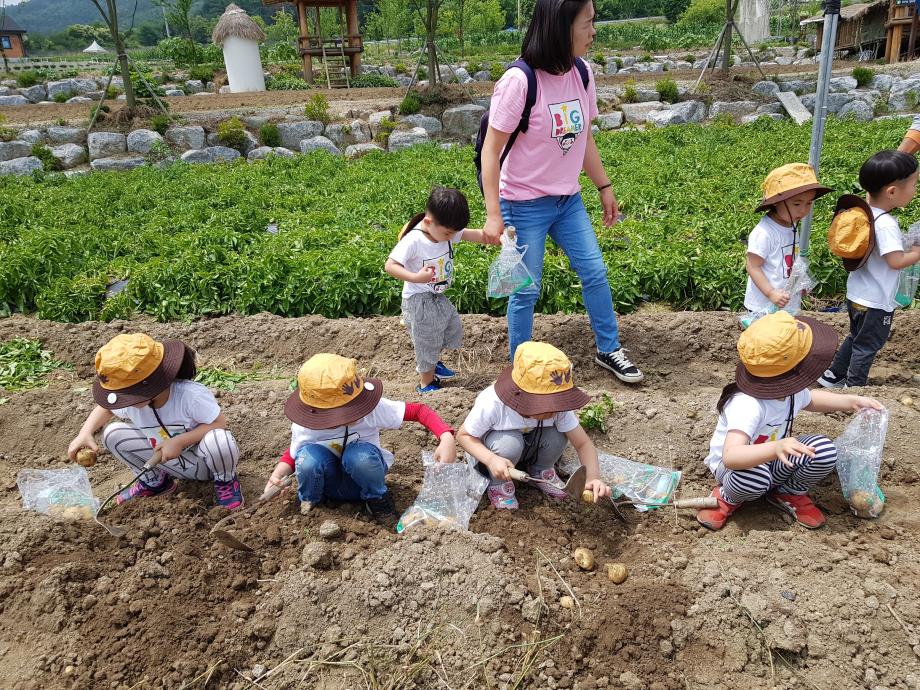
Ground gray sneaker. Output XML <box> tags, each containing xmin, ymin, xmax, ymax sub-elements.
<box><xmin>595</xmin><ymin>348</ymin><xmax>644</xmax><ymax>383</ymax></box>
<box><xmin>817</xmin><ymin>369</ymin><xmax>847</xmax><ymax>389</ymax></box>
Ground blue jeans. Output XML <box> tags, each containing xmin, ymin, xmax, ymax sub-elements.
<box><xmin>500</xmin><ymin>193</ymin><xmax>620</xmax><ymax>360</ymax></box>
<box><xmin>295</xmin><ymin>441</ymin><xmax>389</xmax><ymax>503</ymax></box>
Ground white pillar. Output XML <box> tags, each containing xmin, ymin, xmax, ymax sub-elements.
<box><xmin>222</xmin><ymin>35</ymin><xmax>266</xmax><ymax>93</ymax></box>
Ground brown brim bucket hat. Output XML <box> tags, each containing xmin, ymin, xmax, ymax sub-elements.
<box><xmin>92</xmin><ymin>334</ymin><xmax>187</xmax><ymax>409</ymax></box>
<box><xmin>494</xmin><ymin>341</ymin><xmax>592</xmax><ymax>417</ymax></box>
<box><xmin>735</xmin><ymin>312</ymin><xmax>839</xmax><ymax>399</ymax></box>
<box><xmin>756</xmin><ymin>162</ymin><xmax>832</xmax><ymax>212</ymax></box>
<box><xmin>284</xmin><ymin>353</ymin><xmax>383</xmax><ymax>429</ymax></box>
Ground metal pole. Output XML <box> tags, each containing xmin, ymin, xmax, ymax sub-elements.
<box><xmin>162</xmin><ymin>6</ymin><xmax>171</xmax><ymax>38</ymax></box>
<box><xmin>799</xmin><ymin>0</ymin><xmax>840</xmax><ymax>256</ymax></box>
<box><xmin>721</xmin><ymin>0</ymin><xmax>733</xmax><ymax>74</ymax></box>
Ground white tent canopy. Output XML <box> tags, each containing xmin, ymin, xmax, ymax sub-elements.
<box><xmin>83</xmin><ymin>41</ymin><xmax>108</xmax><ymax>53</ymax></box>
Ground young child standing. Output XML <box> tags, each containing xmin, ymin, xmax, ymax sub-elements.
<box><xmin>698</xmin><ymin>312</ymin><xmax>883</xmax><ymax>531</ymax></box>
<box><xmin>819</xmin><ymin>151</ymin><xmax>920</xmax><ymax>388</ymax></box>
<box><xmin>263</xmin><ymin>353</ymin><xmax>457</xmax><ymax>527</ymax></box>
<box><xmin>456</xmin><ymin>341</ymin><xmax>611</xmax><ymax>510</ymax></box>
<box><xmin>66</xmin><ymin>333</ymin><xmax>243</xmax><ymax>509</ymax></box>
<box><xmin>744</xmin><ymin>163</ymin><xmax>831</xmax><ymax>316</ymax></box>
<box><xmin>385</xmin><ymin>187</ymin><xmax>486</xmax><ymax>393</ymax></box>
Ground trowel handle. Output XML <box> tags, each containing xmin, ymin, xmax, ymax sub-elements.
<box><xmin>142</xmin><ymin>450</ymin><xmax>164</xmax><ymax>471</ymax></box>
<box><xmin>257</xmin><ymin>475</ymin><xmax>293</xmax><ymax>503</ymax></box>
<box><xmin>508</xmin><ymin>468</ymin><xmax>529</xmax><ymax>482</ymax></box>
<box><xmin>672</xmin><ymin>497</ymin><xmax>718</xmax><ymax>509</ymax></box>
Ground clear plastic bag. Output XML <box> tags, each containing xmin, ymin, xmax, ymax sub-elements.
<box><xmin>396</xmin><ymin>452</ymin><xmax>489</xmax><ymax>533</ymax></box>
<box><xmin>738</xmin><ymin>255</ymin><xmax>817</xmax><ymax>328</ymax></box>
<box><xmin>16</xmin><ymin>466</ymin><xmax>99</xmax><ymax>520</ymax></box>
<box><xmin>835</xmin><ymin>408</ymin><xmax>889</xmax><ymax>518</ymax></box>
<box><xmin>904</xmin><ymin>221</ymin><xmax>920</xmax><ymax>248</ymax></box>
<box><xmin>895</xmin><ymin>262</ymin><xmax>920</xmax><ymax>308</ymax></box>
<box><xmin>487</xmin><ymin>227</ymin><xmax>536</xmax><ymax>298</ymax></box>
<box><xmin>560</xmin><ymin>453</ymin><xmax>681</xmax><ymax>512</ymax></box>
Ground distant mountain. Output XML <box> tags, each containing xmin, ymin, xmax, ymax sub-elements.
<box><xmin>6</xmin><ymin>0</ymin><xmax>278</xmax><ymax>36</ymax></box>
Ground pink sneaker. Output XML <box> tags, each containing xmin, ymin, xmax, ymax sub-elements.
<box><xmin>116</xmin><ymin>475</ymin><xmax>176</xmax><ymax>505</ymax></box>
<box><xmin>529</xmin><ymin>469</ymin><xmax>568</xmax><ymax>501</ymax></box>
<box><xmin>487</xmin><ymin>481</ymin><xmax>519</xmax><ymax>510</ymax></box>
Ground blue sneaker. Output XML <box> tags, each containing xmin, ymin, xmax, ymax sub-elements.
<box><xmin>434</xmin><ymin>361</ymin><xmax>457</xmax><ymax>379</ymax></box>
<box><xmin>416</xmin><ymin>376</ymin><xmax>442</xmax><ymax>393</ymax></box>
<box><xmin>214</xmin><ymin>476</ymin><xmax>244</xmax><ymax>510</ymax></box>
<box><xmin>116</xmin><ymin>475</ymin><xmax>176</xmax><ymax>505</ymax></box>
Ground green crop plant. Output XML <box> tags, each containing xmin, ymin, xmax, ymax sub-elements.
<box><xmin>0</xmin><ymin>338</ymin><xmax>71</xmax><ymax>391</ymax></box>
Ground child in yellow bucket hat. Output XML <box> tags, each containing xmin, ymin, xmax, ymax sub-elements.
<box><xmin>262</xmin><ymin>353</ymin><xmax>457</xmax><ymax>526</ymax></box>
<box><xmin>744</xmin><ymin>163</ymin><xmax>831</xmax><ymax>318</ymax></box>
<box><xmin>456</xmin><ymin>342</ymin><xmax>611</xmax><ymax>510</ymax></box>
<box><xmin>66</xmin><ymin>333</ymin><xmax>244</xmax><ymax>509</ymax></box>
<box><xmin>698</xmin><ymin>312</ymin><xmax>884</xmax><ymax>531</ymax></box>
<box><xmin>818</xmin><ymin>150</ymin><xmax>920</xmax><ymax>388</ymax></box>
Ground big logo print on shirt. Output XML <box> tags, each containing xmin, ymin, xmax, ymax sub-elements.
<box><xmin>548</xmin><ymin>99</ymin><xmax>584</xmax><ymax>155</ymax></box>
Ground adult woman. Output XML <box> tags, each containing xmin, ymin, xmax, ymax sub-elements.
<box><xmin>480</xmin><ymin>0</ymin><xmax>642</xmax><ymax>383</ymax></box>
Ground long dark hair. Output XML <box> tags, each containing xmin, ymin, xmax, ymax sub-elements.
<box><xmin>521</xmin><ymin>0</ymin><xmax>592</xmax><ymax>75</ymax></box>
<box><xmin>177</xmin><ymin>344</ymin><xmax>198</xmax><ymax>380</ymax></box>
<box><xmin>716</xmin><ymin>382</ymin><xmax>741</xmax><ymax>414</ymax></box>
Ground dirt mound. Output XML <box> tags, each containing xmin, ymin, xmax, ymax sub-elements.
<box><xmin>0</xmin><ymin>311</ymin><xmax>918</xmax><ymax>689</ymax></box>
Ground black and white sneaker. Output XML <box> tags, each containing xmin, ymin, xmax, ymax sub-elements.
<box><xmin>817</xmin><ymin>369</ymin><xmax>847</xmax><ymax>389</ymax></box>
<box><xmin>595</xmin><ymin>348</ymin><xmax>644</xmax><ymax>383</ymax></box>
<box><xmin>364</xmin><ymin>490</ymin><xmax>399</xmax><ymax>529</ymax></box>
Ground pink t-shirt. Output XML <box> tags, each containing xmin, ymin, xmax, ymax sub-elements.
<box><xmin>489</xmin><ymin>62</ymin><xmax>599</xmax><ymax>201</ymax></box>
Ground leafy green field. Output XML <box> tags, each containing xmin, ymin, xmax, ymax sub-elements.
<box><xmin>0</xmin><ymin>116</ymin><xmax>913</xmax><ymax>323</ymax></box>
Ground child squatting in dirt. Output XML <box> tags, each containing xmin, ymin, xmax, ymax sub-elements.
<box><xmin>385</xmin><ymin>186</ymin><xmax>487</xmax><ymax>393</ymax></box>
<box><xmin>263</xmin><ymin>353</ymin><xmax>457</xmax><ymax>527</ymax></box>
<box><xmin>456</xmin><ymin>341</ymin><xmax>611</xmax><ymax>510</ymax></box>
<box><xmin>67</xmin><ymin>333</ymin><xmax>244</xmax><ymax>510</ymax></box>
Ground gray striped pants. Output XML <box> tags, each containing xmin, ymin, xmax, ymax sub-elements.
<box><xmin>102</xmin><ymin>422</ymin><xmax>240</xmax><ymax>485</ymax></box>
<box><xmin>715</xmin><ymin>434</ymin><xmax>837</xmax><ymax>504</ymax></box>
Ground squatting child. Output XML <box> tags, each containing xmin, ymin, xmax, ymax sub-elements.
<box><xmin>385</xmin><ymin>187</ymin><xmax>486</xmax><ymax>393</ymax></box>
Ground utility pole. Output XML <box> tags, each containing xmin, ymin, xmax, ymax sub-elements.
<box><xmin>517</xmin><ymin>0</ymin><xmax>520</xmax><ymax>30</ymax></box>
<box><xmin>162</xmin><ymin>5</ymin><xmax>171</xmax><ymax>38</ymax></box>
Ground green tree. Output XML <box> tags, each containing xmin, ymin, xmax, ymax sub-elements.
<box><xmin>87</xmin><ymin>0</ymin><xmax>138</xmax><ymax>109</ymax></box>
<box><xmin>409</xmin><ymin>0</ymin><xmax>446</xmax><ymax>85</ymax></box>
<box><xmin>154</xmin><ymin>0</ymin><xmax>199</xmax><ymax>64</ymax></box>
<box><xmin>365</xmin><ymin>0</ymin><xmax>412</xmax><ymax>56</ymax></box>
<box><xmin>441</xmin><ymin>0</ymin><xmax>504</xmax><ymax>55</ymax></box>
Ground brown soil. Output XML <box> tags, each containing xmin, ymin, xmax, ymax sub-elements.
<box><xmin>0</xmin><ymin>310</ymin><xmax>919</xmax><ymax>690</ymax></box>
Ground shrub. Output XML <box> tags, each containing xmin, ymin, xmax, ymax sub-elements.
<box><xmin>188</xmin><ymin>64</ymin><xmax>216</xmax><ymax>83</ymax></box>
<box><xmin>639</xmin><ymin>53</ymin><xmax>653</xmax><ymax>63</ymax></box>
<box><xmin>399</xmin><ymin>91</ymin><xmax>421</xmax><ymax>116</ymax></box>
<box><xmin>146</xmin><ymin>140</ymin><xmax>174</xmax><ymax>164</ymax></box>
<box><xmin>16</xmin><ymin>71</ymin><xmax>39</xmax><ymax>88</ymax></box>
<box><xmin>593</xmin><ymin>51</ymin><xmax>606</xmax><ymax>65</ymax></box>
<box><xmin>662</xmin><ymin>0</ymin><xmax>691</xmax><ymax>22</ymax></box>
<box><xmin>31</xmin><ymin>144</ymin><xmax>61</xmax><ymax>172</ymax></box>
<box><xmin>350</xmin><ymin>73</ymin><xmax>399</xmax><ymax>88</ymax></box>
<box><xmin>0</xmin><ymin>115</ymin><xmax>15</xmax><ymax>142</ymax></box>
<box><xmin>90</xmin><ymin>103</ymin><xmax>111</xmax><ymax>121</ymax></box>
<box><xmin>622</xmin><ymin>80</ymin><xmax>639</xmax><ymax>104</ymax></box>
<box><xmin>873</xmin><ymin>97</ymin><xmax>890</xmax><ymax>117</ymax></box>
<box><xmin>613</xmin><ymin>57</ymin><xmax>623</xmax><ymax>69</ymax></box>
<box><xmin>417</xmin><ymin>66</ymin><xmax>428</xmax><ymax>80</ymax></box>
<box><xmin>53</xmin><ymin>92</ymin><xmax>73</xmax><ymax>104</ymax></box>
<box><xmin>151</xmin><ymin>114</ymin><xmax>170</xmax><ymax>136</ymax></box>
<box><xmin>374</xmin><ymin>116</ymin><xmax>397</xmax><ymax>145</ymax></box>
<box><xmin>852</xmin><ymin>66</ymin><xmax>875</xmax><ymax>88</ymax></box>
<box><xmin>678</xmin><ymin>0</ymin><xmax>724</xmax><ymax>25</ymax></box>
<box><xmin>656</xmin><ymin>77</ymin><xmax>679</xmax><ymax>103</ymax></box>
<box><xmin>105</xmin><ymin>85</ymin><xmax>122</xmax><ymax>100</ymax></box>
<box><xmin>489</xmin><ymin>62</ymin><xmax>504</xmax><ymax>81</ymax></box>
<box><xmin>304</xmin><ymin>93</ymin><xmax>330</xmax><ymax>124</ymax></box>
<box><xmin>267</xmin><ymin>74</ymin><xmax>309</xmax><ymax>90</ymax></box>
<box><xmin>395</xmin><ymin>62</ymin><xmax>407</xmax><ymax>74</ymax></box>
<box><xmin>260</xmin><ymin>122</ymin><xmax>281</xmax><ymax>147</ymax></box>
<box><xmin>217</xmin><ymin>116</ymin><xmax>248</xmax><ymax>152</ymax></box>
<box><xmin>682</xmin><ymin>53</ymin><xmax>697</xmax><ymax>63</ymax></box>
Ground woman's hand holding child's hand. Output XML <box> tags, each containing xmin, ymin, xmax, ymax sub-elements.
<box><xmin>263</xmin><ymin>463</ymin><xmax>293</xmax><ymax>498</ymax></box>
<box><xmin>848</xmin><ymin>395</ymin><xmax>885</xmax><ymax>413</ymax></box>
<box><xmin>433</xmin><ymin>432</ymin><xmax>457</xmax><ymax>464</ymax></box>
<box><xmin>67</xmin><ymin>433</ymin><xmax>98</xmax><ymax>461</ymax></box>
<box><xmin>485</xmin><ymin>453</ymin><xmax>515</xmax><ymax>481</ymax></box>
<box><xmin>769</xmin><ymin>289</ymin><xmax>791</xmax><ymax>308</ymax></box>
<box><xmin>585</xmin><ymin>479</ymin><xmax>611</xmax><ymax>502</ymax></box>
<box><xmin>774</xmin><ymin>437</ymin><xmax>815</xmax><ymax>468</ymax></box>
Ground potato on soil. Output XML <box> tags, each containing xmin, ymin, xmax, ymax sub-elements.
<box><xmin>573</xmin><ymin>547</ymin><xmax>595</xmax><ymax>571</ymax></box>
<box><xmin>75</xmin><ymin>448</ymin><xmax>97</xmax><ymax>468</ymax></box>
<box><xmin>606</xmin><ymin>562</ymin><xmax>628</xmax><ymax>584</ymax></box>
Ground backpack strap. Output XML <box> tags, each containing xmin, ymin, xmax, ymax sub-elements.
<box><xmin>498</xmin><ymin>59</ymin><xmax>538</xmax><ymax>169</ymax></box>
<box><xmin>573</xmin><ymin>56</ymin><xmax>590</xmax><ymax>91</ymax></box>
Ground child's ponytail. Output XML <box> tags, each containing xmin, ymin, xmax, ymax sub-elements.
<box><xmin>716</xmin><ymin>382</ymin><xmax>741</xmax><ymax>414</ymax></box>
<box><xmin>176</xmin><ymin>344</ymin><xmax>198</xmax><ymax>381</ymax></box>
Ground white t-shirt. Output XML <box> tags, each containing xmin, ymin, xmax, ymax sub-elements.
<box><xmin>744</xmin><ymin>215</ymin><xmax>801</xmax><ymax>313</ymax></box>
<box><xmin>289</xmin><ymin>397</ymin><xmax>406</xmax><ymax>468</ymax></box>
<box><xmin>389</xmin><ymin>226</ymin><xmax>465</xmax><ymax>298</ymax></box>
<box><xmin>462</xmin><ymin>384</ymin><xmax>580</xmax><ymax>438</ymax></box>
<box><xmin>112</xmin><ymin>380</ymin><xmax>221</xmax><ymax>457</ymax></box>
<box><xmin>704</xmin><ymin>389</ymin><xmax>811</xmax><ymax>473</ymax></box>
<box><xmin>847</xmin><ymin>209</ymin><xmax>903</xmax><ymax>312</ymax></box>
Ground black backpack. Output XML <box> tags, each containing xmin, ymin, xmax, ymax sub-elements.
<box><xmin>473</xmin><ymin>57</ymin><xmax>590</xmax><ymax>194</ymax></box>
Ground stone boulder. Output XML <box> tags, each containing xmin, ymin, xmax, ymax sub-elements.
<box><xmin>180</xmin><ymin>147</ymin><xmax>241</xmax><ymax>164</ymax></box>
<box><xmin>647</xmin><ymin>100</ymin><xmax>706</xmax><ymax>127</ymax></box>
<box><xmin>752</xmin><ymin>80</ymin><xmax>780</xmax><ymax>97</ymax></box>
<box><xmin>66</xmin><ymin>96</ymin><xmax>93</xmax><ymax>104</ymax></box>
<box><xmin>870</xmin><ymin>74</ymin><xmax>895</xmax><ymax>92</ymax></box>
<box><xmin>442</xmin><ymin>104</ymin><xmax>486</xmax><ymax>139</ymax></box>
<box><xmin>0</xmin><ymin>156</ymin><xmax>42</xmax><ymax>176</ymax></box>
<box><xmin>19</xmin><ymin>130</ymin><xmax>44</xmax><ymax>144</ymax></box>
<box><xmin>741</xmin><ymin>113</ymin><xmax>783</xmax><ymax>124</ymax></box>
<box><xmin>18</xmin><ymin>85</ymin><xmax>47</xmax><ymax>103</ymax></box>
<box><xmin>473</xmin><ymin>70</ymin><xmax>491</xmax><ymax>81</ymax></box>
<box><xmin>0</xmin><ymin>141</ymin><xmax>32</xmax><ymax>162</ymax></box>
<box><xmin>595</xmin><ymin>112</ymin><xmax>624</xmax><ymax>130</ymax></box>
<box><xmin>324</xmin><ymin>120</ymin><xmax>372</xmax><ymax>148</ymax></box>
<box><xmin>51</xmin><ymin>144</ymin><xmax>88</xmax><ymax>169</ymax></box>
<box><xmin>90</xmin><ymin>157</ymin><xmax>146</xmax><ymax>171</ymax></box>
<box><xmin>276</xmin><ymin>121</ymin><xmax>324</xmax><ymax>149</ymax></box>
<box><xmin>388</xmin><ymin>127</ymin><xmax>430</xmax><ymax>151</ymax></box>
<box><xmin>800</xmin><ymin>92</ymin><xmax>852</xmax><ymax>115</ymax></box>
<box><xmin>46</xmin><ymin>79</ymin><xmax>77</xmax><ymax>99</ymax></box>
<box><xmin>837</xmin><ymin>99</ymin><xmax>874</xmax><ymax>122</ymax></box>
<box><xmin>184</xmin><ymin>79</ymin><xmax>205</xmax><ymax>94</ymax></box>
<box><xmin>164</xmin><ymin>89</ymin><xmax>185</xmax><ymax>97</ymax></box>
<box><xmin>620</xmin><ymin>101</ymin><xmax>664</xmax><ymax>124</ymax></box>
<box><xmin>247</xmin><ymin>146</ymin><xmax>295</xmax><ymax>161</ymax></box>
<box><xmin>344</xmin><ymin>143</ymin><xmax>384</xmax><ymax>159</ymax></box>
<box><xmin>0</xmin><ymin>95</ymin><xmax>29</xmax><ymax>106</ymax></box>
<box><xmin>46</xmin><ymin>126</ymin><xmax>87</xmax><ymax>145</ymax></box>
<box><xmin>709</xmin><ymin>100</ymin><xmax>758</xmax><ymax>120</ymax></box>
<box><xmin>299</xmin><ymin>136</ymin><xmax>341</xmax><ymax>155</ymax></box>
<box><xmin>165</xmin><ymin>126</ymin><xmax>206</xmax><ymax>151</ymax></box>
<box><xmin>605</xmin><ymin>59</ymin><xmax>619</xmax><ymax>76</ymax></box>
<box><xmin>829</xmin><ymin>76</ymin><xmax>858</xmax><ymax>93</ymax></box>
<box><xmin>888</xmin><ymin>79</ymin><xmax>920</xmax><ymax>111</ymax></box>
<box><xmin>368</xmin><ymin>110</ymin><xmax>393</xmax><ymax>135</ymax></box>
<box><xmin>88</xmin><ymin>132</ymin><xmax>127</xmax><ymax>161</ymax></box>
<box><xmin>127</xmin><ymin>129</ymin><xmax>165</xmax><ymax>155</ymax></box>
<box><xmin>399</xmin><ymin>114</ymin><xmax>442</xmax><ymax>136</ymax></box>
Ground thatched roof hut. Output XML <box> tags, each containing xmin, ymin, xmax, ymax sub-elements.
<box><xmin>212</xmin><ymin>3</ymin><xmax>266</xmax><ymax>45</ymax></box>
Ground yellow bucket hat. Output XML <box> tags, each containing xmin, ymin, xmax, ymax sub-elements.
<box><xmin>284</xmin><ymin>353</ymin><xmax>383</xmax><ymax>429</ymax></box>
<box><xmin>827</xmin><ymin>194</ymin><xmax>876</xmax><ymax>272</ymax></box>
<box><xmin>735</xmin><ymin>312</ymin><xmax>838</xmax><ymax>398</ymax></box>
<box><xmin>92</xmin><ymin>333</ymin><xmax>188</xmax><ymax>409</ymax></box>
<box><xmin>756</xmin><ymin>163</ymin><xmax>832</xmax><ymax>212</ymax></box>
<box><xmin>494</xmin><ymin>342</ymin><xmax>591</xmax><ymax>416</ymax></box>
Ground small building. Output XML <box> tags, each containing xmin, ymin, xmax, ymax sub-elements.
<box><xmin>0</xmin><ymin>16</ymin><xmax>27</xmax><ymax>58</ymax></box>
<box><xmin>82</xmin><ymin>40</ymin><xmax>108</xmax><ymax>54</ymax></box>
<box><xmin>885</xmin><ymin>0</ymin><xmax>920</xmax><ymax>63</ymax></box>
<box><xmin>212</xmin><ymin>4</ymin><xmax>267</xmax><ymax>93</ymax></box>
<box><xmin>800</xmin><ymin>0</ymin><xmax>887</xmax><ymax>58</ymax></box>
